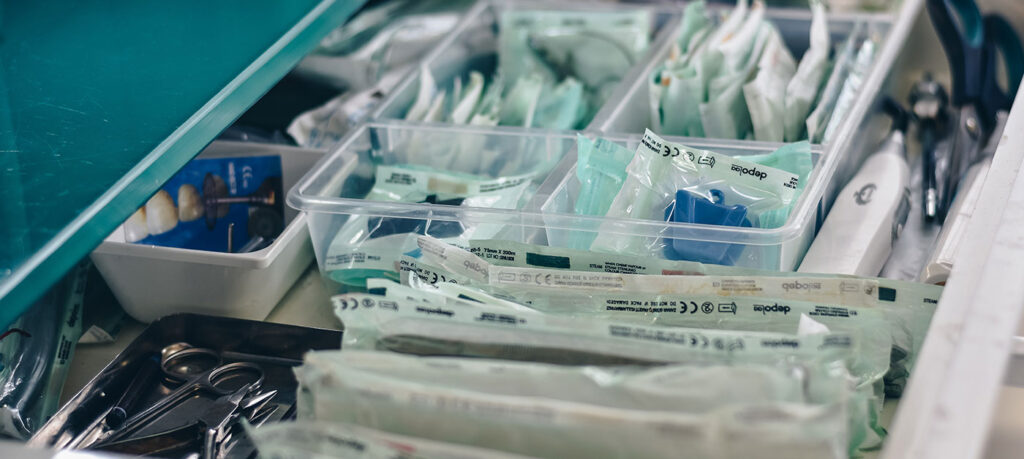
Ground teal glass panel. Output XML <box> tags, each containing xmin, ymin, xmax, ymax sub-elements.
<box><xmin>0</xmin><ymin>0</ymin><xmax>366</xmax><ymax>327</ymax></box>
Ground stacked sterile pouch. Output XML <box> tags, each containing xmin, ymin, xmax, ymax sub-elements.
<box><xmin>252</xmin><ymin>233</ymin><xmax>942</xmax><ymax>458</ymax></box>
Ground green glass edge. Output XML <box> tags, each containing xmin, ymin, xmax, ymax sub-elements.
<box><xmin>0</xmin><ymin>0</ymin><xmax>366</xmax><ymax>328</ymax></box>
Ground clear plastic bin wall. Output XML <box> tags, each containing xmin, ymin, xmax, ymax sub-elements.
<box><xmin>289</xmin><ymin>122</ymin><xmax>581</xmax><ymax>293</ymax></box>
<box><xmin>371</xmin><ymin>0</ymin><xmax>681</xmax><ymax>129</ymax></box>
<box><xmin>289</xmin><ymin>122</ymin><xmax>826</xmax><ymax>297</ymax></box>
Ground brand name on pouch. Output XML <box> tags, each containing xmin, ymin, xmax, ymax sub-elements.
<box><xmin>730</xmin><ymin>164</ymin><xmax>768</xmax><ymax>180</ymax></box>
<box><xmin>782</xmin><ymin>281</ymin><xmax>822</xmax><ymax>292</ymax></box>
<box><xmin>463</xmin><ymin>260</ymin><xmax>488</xmax><ymax>277</ymax></box>
<box><xmin>753</xmin><ymin>303</ymin><xmax>791</xmax><ymax>315</ymax></box>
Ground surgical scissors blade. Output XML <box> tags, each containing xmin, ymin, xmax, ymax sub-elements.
<box><xmin>92</xmin><ymin>347</ymin><xmax>263</xmax><ymax>447</ymax></box>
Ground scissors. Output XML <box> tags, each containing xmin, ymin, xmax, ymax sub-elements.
<box><xmin>927</xmin><ymin>0</ymin><xmax>1024</xmax><ymax>221</ymax></box>
<box><xmin>89</xmin><ymin>346</ymin><xmax>264</xmax><ymax>449</ymax></box>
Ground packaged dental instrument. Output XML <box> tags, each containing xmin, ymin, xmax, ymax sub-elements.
<box><xmin>649</xmin><ymin>1</ymin><xmax>712</xmax><ymax>133</ymax></box>
<box><xmin>295</xmin><ymin>0</ymin><xmax>471</xmax><ymax>91</ymax></box>
<box><xmin>250</xmin><ymin>420</ymin><xmax>532</xmax><ymax>459</ymax></box>
<box><xmin>331</xmin><ymin>292</ymin><xmax>880</xmax><ymax>413</ymax></box>
<box><xmin>417</xmin><ymin>236</ymin><xmax>879</xmax><ymax>308</ymax></box>
<box><xmin>324</xmin><ymin>167</ymin><xmax>533</xmax><ymax>286</ymax></box>
<box><xmin>652</xmin><ymin>0</ymin><xmax>837</xmax><ymax>142</ymax></box>
<box><xmin>298</xmin><ymin>350</ymin><xmax>868</xmax><ymax>455</ymax></box>
<box><xmin>288</xmin><ymin>70</ymin><xmax>407</xmax><ymax>149</ymax></box>
<box><xmin>743</xmin><ymin>25</ymin><xmax>797</xmax><ymax>142</ymax></box>
<box><xmin>397</xmin><ymin>8</ymin><xmax>651</xmax><ymax>130</ymax></box>
<box><xmin>413</xmin><ymin>236</ymin><xmax>941</xmax><ymax>394</ymax></box>
<box><xmin>572</xmin><ymin>134</ymin><xmax>635</xmax><ymax>219</ymax></box>
<box><xmin>499</xmin><ymin>9</ymin><xmax>651</xmax><ymax>102</ymax></box>
<box><xmin>297</xmin><ymin>348</ymin><xmax>852</xmax><ymax>458</ymax></box>
<box><xmin>588</xmin><ymin>130</ymin><xmax>811</xmax><ymax>258</ymax></box>
<box><xmin>823</xmin><ymin>32</ymin><xmax>879</xmax><ymax>143</ymax></box>
<box><xmin>783</xmin><ymin>0</ymin><xmax>831</xmax><ymax>142</ymax></box>
<box><xmin>333</xmin><ymin>292</ymin><xmax>859</xmax><ymax>371</ymax></box>
<box><xmin>806</xmin><ymin>23</ymin><xmax>863</xmax><ymax>144</ymax></box>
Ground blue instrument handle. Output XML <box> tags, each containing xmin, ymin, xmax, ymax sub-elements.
<box><xmin>927</xmin><ymin>0</ymin><xmax>986</xmax><ymax>105</ymax></box>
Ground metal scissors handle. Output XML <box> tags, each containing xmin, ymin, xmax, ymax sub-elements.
<box><xmin>929</xmin><ymin>0</ymin><xmax>1023</xmax><ymax>123</ymax></box>
<box><xmin>98</xmin><ymin>348</ymin><xmax>263</xmax><ymax>445</ymax></box>
<box><xmin>927</xmin><ymin>0</ymin><xmax>1023</xmax><ymax>219</ymax></box>
<box><xmin>928</xmin><ymin>0</ymin><xmax>986</xmax><ymax>105</ymax></box>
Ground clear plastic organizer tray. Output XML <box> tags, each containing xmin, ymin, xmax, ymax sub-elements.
<box><xmin>593</xmin><ymin>7</ymin><xmax>894</xmax><ymax>138</ymax></box>
<box><xmin>371</xmin><ymin>0</ymin><xmax>681</xmax><ymax>130</ymax></box>
<box><xmin>288</xmin><ymin>122</ymin><xmax>824</xmax><ymax>294</ymax></box>
<box><xmin>370</xmin><ymin>0</ymin><xmax>906</xmax><ymax>216</ymax></box>
<box><xmin>289</xmin><ymin>122</ymin><xmax>578</xmax><ymax>290</ymax></box>
<box><xmin>592</xmin><ymin>6</ymin><xmax>899</xmax><ymax>210</ymax></box>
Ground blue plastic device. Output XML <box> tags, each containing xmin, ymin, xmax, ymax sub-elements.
<box><xmin>664</xmin><ymin>190</ymin><xmax>752</xmax><ymax>265</ymax></box>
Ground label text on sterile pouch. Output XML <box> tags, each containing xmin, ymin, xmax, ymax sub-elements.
<box><xmin>638</xmin><ymin>129</ymin><xmax>800</xmax><ymax>203</ymax></box>
<box><xmin>334</xmin><ymin>293</ymin><xmax>534</xmax><ymax>329</ymax></box>
<box><xmin>417</xmin><ymin>236</ymin><xmax>489</xmax><ymax>283</ymax></box>
<box><xmin>491</xmin><ymin>266</ymin><xmax>625</xmax><ymax>290</ymax></box>
<box><xmin>375</xmin><ymin>165</ymin><xmax>533</xmax><ymax>197</ymax></box>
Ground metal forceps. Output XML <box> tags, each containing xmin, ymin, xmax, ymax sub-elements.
<box><xmin>927</xmin><ymin>0</ymin><xmax>1024</xmax><ymax>221</ymax></box>
<box><xmin>92</xmin><ymin>346</ymin><xmax>264</xmax><ymax>449</ymax></box>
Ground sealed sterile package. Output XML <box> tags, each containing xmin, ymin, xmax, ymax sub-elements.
<box><xmin>417</xmin><ymin>236</ymin><xmax>881</xmax><ymax>308</ymax></box>
<box><xmin>331</xmin><ymin>290</ymin><xmax>882</xmax><ymax>452</ymax></box>
<box><xmin>249</xmin><ymin>420</ymin><xmax>531</xmax><ymax>459</ymax></box>
<box><xmin>698</xmin><ymin>1</ymin><xmax>770</xmax><ymax>140</ymax></box>
<box><xmin>1</xmin><ymin>262</ymin><xmax>87</xmax><ymax>439</ymax></box>
<box><xmin>368</xmin><ymin>278</ymin><xmax>535</xmax><ymax>314</ymax></box>
<box><xmin>418</xmin><ymin>236</ymin><xmax>940</xmax><ymax>396</ymax></box>
<box><xmin>324</xmin><ymin>167</ymin><xmax>531</xmax><ymax>286</ymax></box>
<box><xmin>498</xmin><ymin>9</ymin><xmax>651</xmax><ymax>103</ymax></box>
<box><xmin>304</xmin><ymin>351</ymin><xmax>849</xmax><ymax>416</ymax></box>
<box><xmin>297</xmin><ymin>0</ymin><xmax>472</xmax><ymax>91</ymax></box>
<box><xmin>299</xmin><ymin>350</ymin><xmax>868</xmax><ymax>455</ymax></box>
<box><xmin>650</xmin><ymin>1</ymin><xmax>719</xmax><ymax>137</ymax></box>
<box><xmin>743</xmin><ymin>25</ymin><xmax>797</xmax><ymax>142</ymax></box>
<box><xmin>588</xmin><ymin>130</ymin><xmax>812</xmax><ymax>259</ymax></box>
<box><xmin>298</xmin><ymin>350</ymin><xmax>850</xmax><ymax>458</ymax></box>
<box><xmin>332</xmin><ymin>292</ymin><xmax>857</xmax><ymax>369</ymax></box>
<box><xmin>823</xmin><ymin>32</ymin><xmax>880</xmax><ymax>143</ymax></box>
<box><xmin>288</xmin><ymin>70</ymin><xmax>407</xmax><ymax>149</ymax></box>
<box><xmin>806</xmin><ymin>23</ymin><xmax>863</xmax><ymax>144</ymax></box>
<box><xmin>783</xmin><ymin>0</ymin><xmax>831</xmax><ymax>142</ymax></box>
<box><xmin>492</xmin><ymin>291</ymin><xmax>892</xmax><ymax>382</ymax></box>
<box><xmin>572</xmin><ymin>134</ymin><xmax>635</xmax><ymax>224</ymax></box>
<box><xmin>652</xmin><ymin>0</ymin><xmax>838</xmax><ymax>142</ymax></box>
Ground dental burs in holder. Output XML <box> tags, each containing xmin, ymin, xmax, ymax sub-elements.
<box><xmin>909</xmin><ymin>73</ymin><xmax>950</xmax><ymax>222</ymax></box>
<box><xmin>663</xmin><ymin>189</ymin><xmax>752</xmax><ymax>265</ymax></box>
<box><xmin>799</xmin><ymin>99</ymin><xmax>911</xmax><ymax>277</ymax></box>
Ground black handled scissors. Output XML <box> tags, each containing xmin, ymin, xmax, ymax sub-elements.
<box><xmin>92</xmin><ymin>347</ymin><xmax>264</xmax><ymax>447</ymax></box>
<box><xmin>927</xmin><ymin>0</ymin><xmax>1024</xmax><ymax>221</ymax></box>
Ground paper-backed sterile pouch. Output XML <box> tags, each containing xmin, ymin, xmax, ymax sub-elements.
<box><xmin>588</xmin><ymin>130</ymin><xmax>806</xmax><ymax>255</ymax></box>
<box><xmin>298</xmin><ymin>347</ymin><xmax>852</xmax><ymax>458</ymax></box>
<box><xmin>248</xmin><ymin>420</ymin><xmax>532</xmax><ymax>459</ymax></box>
<box><xmin>408</xmin><ymin>236</ymin><xmax>940</xmax><ymax>397</ymax></box>
<box><xmin>331</xmin><ymin>292</ymin><xmax>878</xmax><ymax>451</ymax></box>
<box><xmin>323</xmin><ymin>166</ymin><xmax>533</xmax><ymax>287</ymax></box>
